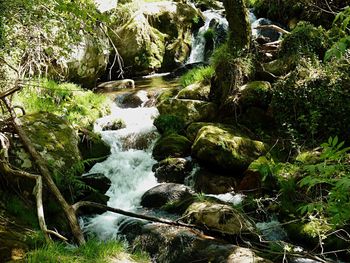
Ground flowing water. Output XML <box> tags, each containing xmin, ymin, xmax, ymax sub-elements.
<box><xmin>187</xmin><ymin>10</ymin><xmax>228</xmax><ymax>63</ymax></box>
<box><xmin>83</xmin><ymin>76</ymin><xmax>179</xmax><ymax>239</ymax></box>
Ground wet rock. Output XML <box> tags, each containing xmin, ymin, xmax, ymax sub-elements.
<box><xmin>177</xmin><ymin>82</ymin><xmax>211</xmax><ymax>101</ymax></box>
<box><xmin>157</xmin><ymin>98</ymin><xmax>217</xmax><ymax>126</ymax></box>
<box><xmin>152</xmin><ymin>133</ymin><xmax>192</xmax><ymax>161</ymax></box>
<box><xmin>121</xmin><ymin>93</ymin><xmax>144</xmax><ymax>108</ymax></box>
<box><xmin>80</xmin><ymin>173</ymin><xmax>111</xmax><ymax>193</ymax></box>
<box><xmin>122</xmin><ymin>130</ymin><xmax>159</xmax><ymax>151</ymax></box>
<box><xmin>101</xmin><ymin>119</ymin><xmax>126</xmax><ymax>131</ymax></box>
<box><xmin>122</xmin><ymin>223</ymin><xmax>271</xmax><ymax>263</ymax></box>
<box><xmin>153</xmin><ymin>158</ymin><xmax>193</xmax><ymax>184</ymax></box>
<box><xmin>237</xmin><ymin>170</ymin><xmax>262</xmax><ymax>194</ymax></box>
<box><xmin>192</xmin><ymin>124</ymin><xmax>266</xmax><ymax>172</ymax></box>
<box><xmin>97</xmin><ymin>79</ymin><xmax>135</xmax><ymax>92</ymax></box>
<box><xmin>183</xmin><ymin>200</ymin><xmax>252</xmax><ymax>235</ymax></box>
<box><xmin>193</xmin><ymin>167</ymin><xmax>238</xmax><ymax>194</ymax></box>
<box><xmin>78</xmin><ymin>129</ymin><xmax>110</xmax><ymax>170</ymax></box>
<box><xmin>141</xmin><ymin>183</ymin><xmax>194</xmax><ymax>208</ymax></box>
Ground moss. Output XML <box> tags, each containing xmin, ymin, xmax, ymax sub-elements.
<box><xmin>153</xmin><ymin>114</ymin><xmax>186</xmax><ymax>135</ymax></box>
<box><xmin>177</xmin><ymin>82</ymin><xmax>211</xmax><ymax>101</ymax></box>
<box><xmin>238</xmin><ymin>81</ymin><xmax>272</xmax><ymax>109</ymax></box>
<box><xmin>152</xmin><ymin>133</ymin><xmax>192</xmax><ymax>161</ymax></box>
<box><xmin>157</xmin><ymin>99</ymin><xmax>218</xmax><ymax>126</ymax></box>
<box><xmin>192</xmin><ymin>125</ymin><xmax>266</xmax><ymax>172</ymax></box>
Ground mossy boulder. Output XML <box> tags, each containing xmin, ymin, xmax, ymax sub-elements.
<box><xmin>13</xmin><ymin>112</ymin><xmax>81</xmax><ymax>174</ymax></box>
<box><xmin>112</xmin><ymin>9</ymin><xmax>166</xmax><ymax>75</ymax></box>
<box><xmin>153</xmin><ymin>157</ymin><xmax>193</xmax><ymax>183</ymax></box>
<box><xmin>177</xmin><ymin>82</ymin><xmax>211</xmax><ymax>101</ymax></box>
<box><xmin>144</xmin><ymin>1</ymin><xmax>204</xmax><ymax>71</ymax></box>
<box><xmin>192</xmin><ymin>125</ymin><xmax>266</xmax><ymax>172</ymax></box>
<box><xmin>152</xmin><ymin>133</ymin><xmax>192</xmax><ymax>161</ymax></box>
<box><xmin>156</xmin><ymin>87</ymin><xmax>181</xmax><ymax>106</ymax></box>
<box><xmin>157</xmin><ymin>99</ymin><xmax>217</xmax><ymax>126</ymax></box>
<box><xmin>238</xmin><ymin>81</ymin><xmax>272</xmax><ymax>110</ymax></box>
<box><xmin>183</xmin><ymin>200</ymin><xmax>253</xmax><ymax>235</ymax></box>
<box><xmin>111</xmin><ymin>1</ymin><xmax>203</xmax><ymax>75</ymax></box>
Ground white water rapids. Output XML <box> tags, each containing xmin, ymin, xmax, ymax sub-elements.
<box><xmin>83</xmin><ymin>93</ymin><xmax>159</xmax><ymax>240</ymax></box>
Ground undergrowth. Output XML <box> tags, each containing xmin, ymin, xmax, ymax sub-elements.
<box><xmin>14</xmin><ymin>79</ymin><xmax>110</xmax><ymax>129</ymax></box>
<box><xmin>179</xmin><ymin>66</ymin><xmax>215</xmax><ymax>87</ymax></box>
<box><xmin>26</xmin><ymin>239</ymin><xmax>150</xmax><ymax>263</ymax></box>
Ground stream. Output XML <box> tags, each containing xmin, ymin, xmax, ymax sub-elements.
<box><xmin>83</xmin><ymin>76</ymin><xmax>177</xmax><ymax>240</ymax></box>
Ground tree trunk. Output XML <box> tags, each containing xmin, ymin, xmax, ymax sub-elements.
<box><xmin>223</xmin><ymin>0</ymin><xmax>251</xmax><ymax>50</ymax></box>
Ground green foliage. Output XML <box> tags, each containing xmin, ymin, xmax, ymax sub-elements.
<box><xmin>15</xmin><ymin>79</ymin><xmax>110</xmax><ymax>129</ymax></box>
<box><xmin>0</xmin><ymin>0</ymin><xmax>109</xmax><ymax>80</ymax></box>
<box><xmin>4</xmin><ymin>194</ymin><xmax>39</xmax><ymax>228</ymax></box>
<box><xmin>279</xmin><ymin>22</ymin><xmax>330</xmax><ymax>60</ymax></box>
<box><xmin>271</xmin><ymin>56</ymin><xmax>350</xmax><ymax>143</ymax></box>
<box><xmin>203</xmin><ymin>29</ymin><xmax>215</xmax><ymax>42</ymax></box>
<box><xmin>154</xmin><ymin>114</ymin><xmax>186</xmax><ymax>135</ymax></box>
<box><xmin>298</xmin><ymin>136</ymin><xmax>350</xmax><ymax>226</ymax></box>
<box><xmin>179</xmin><ymin>66</ymin><xmax>215</xmax><ymax>87</ymax></box>
<box><xmin>26</xmin><ymin>239</ymin><xmax>150</xmax><ymax>263</ymax></box>
<box><xmin>324</xmin><ymin>6</ymin><xmax>350</xmax><ymax>62</ymax></box>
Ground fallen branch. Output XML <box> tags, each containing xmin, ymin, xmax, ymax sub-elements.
<box><xmin>73</xmin><ymin>201</ymin><xmax>196</xmax><ymax>229</ymax></box>
<box><xmin>255</xmin><ymin>25</ymin><xmax>290</xmax><ymax>35</ymax></box>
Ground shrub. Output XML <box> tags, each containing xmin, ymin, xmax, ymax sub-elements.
<box><xmin>203</xmin><ymin>28</ymin><xmax>215</xmax><ymax>42</ymax></box>
<box><xmin>179</xmin><ymin>66</ymin><xmax>215</xmax><ymax>87</ymax></box>
<box><xmin>271</xmin><ymin>57</ymin><xmax>350</xmax><ymax>144</ymax></box>
<box><xmin>279</xmin><ymin>22</ymin><xmax>330</xmax><ymax>60</ymax></box>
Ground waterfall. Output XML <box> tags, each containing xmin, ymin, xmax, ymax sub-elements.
<box><xmin>187</xmin><ymin>10</ymin><xmax>228</xmax><ymax>64</ymax></box>
<box><xmin>83</xmin><ymin>91</ymin><xmax>159</xmax><ymax>240</ymax></box>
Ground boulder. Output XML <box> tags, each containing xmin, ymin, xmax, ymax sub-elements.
<box><xmin>193</xmin><ymin>167</ymin><xmax>238</xmax><ymax>194</ymax></box>
<box><xmin>153</xmin><ymin>158</ymin><xmax>193</xmax><ymax>183</ymax></box>
<box><xmin>62</xmin><ymin>34</ymin><xmax>110</xmax><ymax>88</ymax></box>
<box><xmin>238</xmin><ymin>81</ymin><xmax>272</xmax><ymax>110</ymax></box>
<box><xmin>101</xmin><ymin>119</ymin><xmax>125</xmax><ymax>131</ymax></box>
<box><xmin>192</xmin><ymin>125</ymin><xmax>266</xmax><ymax>172</ymax></box>
<box><xmin>177</xmin><ymin>82</ymin><xmax>211</xmax><ymax>101</ymax></box>
<box><xmin>183</xmin><ymin>200</ymin><xmax>252</xmax><ymax>235</ymax></box>
<box><xmin>78</xmin><ymin>129</ymin><xmax>110</xmax><ymax>170</ymax></box>
<box><xmin>152</xmin><ymin>133</ymin><xmax>192</xmax><ymax>161</ymax></box>
<box><xmin>80</xmin><ymin>173</ymin><xmax>111</xmax><ymax>193</ymax></box>
<box><xmin>140</xmin><ymin>183</ymin><xmax>194</xmax><ymax>208</ymax></box>
<box><xmin>186</xmin><ymin>122</ymin><xmax>233</xmax><ymax>142</ymax></box>
<box><xmin>12</xmin><ymin>113</ymin><xmax>81</xmax><ymax>174</ymax></box>
<box><xmin>120</xmin><ymin>222</ymin><xmax>271</xmax><ymax>263</ymax></box>
<box><xmin>111</xmin><ymin>1</ymin><xmax>203</xmax><ymax>75</ymax></box>
<box><xmin>157</xmin><ymin>99</ymin><xmax>217</xmax><ymax>126</ymax></box>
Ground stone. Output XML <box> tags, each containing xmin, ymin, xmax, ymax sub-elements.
<box><xmin>140</xmin><ymin>183</ymin><xmax>194</xmax><ymax>208</ymax></box>
<box><xmin>238</xmin><ymin>81</ymin><xmax>272</xmax><ymax>110</ymax></box>
<box><xmin>121</xmin><ymin>222</ymin><xmax>271</xmax><ymax>263</ymax></box>
<box><xmin>101</xmin><ymin>119</ymin><xmax>125</xmax><ymax>131</ymax></box>
<box><xmin>157</xmin><ymin>98</ymin><xmax>217</xmax><ymax>126</ymax></box>
<box><xmin>193</xmin><ymin>167</ymin><xmax>238</xmax><ymax>194</ymax></box>
<box><xmin>80</xmin><ymin>173</ymin><xmax>111</xmax><ymax>193</ymax></box>
<box><xmin>177</xmin><ymin>82</ymin><xmax>211</xmax><ymax>101</ymax></box>
<box><xmin>97</xmin><ymin>79</ymin><xmax>135</xmax><ymax>92</ymax></box>
<box><xmin>183</xmin><ymin>200</ymin><xmax>252</xmax><ymax>235</ymax></box>
<box><xmin>153</xmin><ymin>157</ymin><xmax>193</xmax><ymax>184</ymax></box>
<box><xmin>152</xmin><ymin>133</ymin><xmax>192</xmax><ymax>161</ymax></box>
<box><xmin>192</xmin><ymin>124</ymin><xmax>266</xmax><ymax>172</ymax></box>
<box><xmin>13</xmin><ymin>112</ymin><xmax>81</xmax><ymax>174</ymax></box>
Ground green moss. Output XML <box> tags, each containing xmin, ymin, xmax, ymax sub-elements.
<box><xmin>154</xmin><ymin>114</ymin><xmax>186</xmax><ymax>135</ymax></box>
<box><xmin>152</xmin><ymin>133</ymin><xmax>192</xmax><ymax>161</ymax></box>
<box><xmin>238</xmin><ymin>81</ymin><xmax>272</xmax><ymax>109</ymax></box>
<box><xmin>192</xmin><ymin>125</ymin><xmax>266</xmax><ymax>172</ymax></box>
<box><xmin>177</xmin><ymin>82</ymin><xmax>211</xmax><ymax>101</ymax></box>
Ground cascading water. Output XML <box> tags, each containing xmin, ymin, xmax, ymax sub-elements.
<box><xmin>187</xmin><ymin>10</ymin><xmax>228</xmax><ymax>64</ymax></box>
<box><xmin>83</xmin><ymin>89</ymin><xmax>160</xmax><ymax>240</ymax></box>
